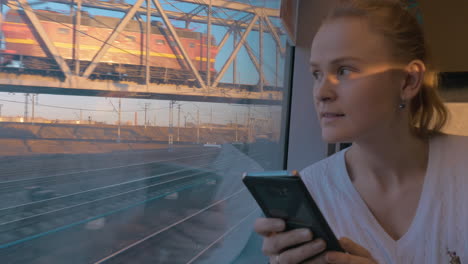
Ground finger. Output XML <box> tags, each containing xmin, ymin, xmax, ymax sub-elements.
<box><xmin>303</xmin><ymin>252</ymin><xmax>328</xmax><ymax>264</ymax></box>
<box><xmin>269</xmin><ymin>255</ymin><xmax>277</xmax><ymax>264</ymax></box>
<box><xmin>262</xmin><ymin>228</ymin><xmax>313</xmax><ymax>255</ymax></box>
<box><xmin>291</xmin><ymin>170</ymin><xmax>300</xmax><ymax>177</ymax></box>
<box><xmin>278</xmin><ymin>239</ymin><xmax>327</xmax><ymax>264</ymax></box>
<box><xmin>325</xmin><ymin>252</ymin><xmax>376</xmax><ymax>264</ymax></box>
<box><xmin>339</xmin><ymin>237</ymin><xmax>373</xmax><ymax>259</ymax></box>
<box><xmin>254</xmin><ymin>218</ymin><xmax>286</xmax><ymax>236</ymax></box>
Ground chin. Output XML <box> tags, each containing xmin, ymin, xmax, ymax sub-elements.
<box><xmin>322</xmin><ymin>130</ymin><xmax>352</xmax><ymax>144</ymax></box>
<box><xmin>322</xmin><ymin>135</ymin><xmax>342</xmax><ymax>144</ymax></box>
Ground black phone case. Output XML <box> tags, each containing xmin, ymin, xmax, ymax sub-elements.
<box><xmin>243</xmin><ymin>172</ymin><xmax>345</xmax><ymax>253</ymax></box>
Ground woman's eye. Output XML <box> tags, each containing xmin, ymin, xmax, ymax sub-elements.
<box><xmin>337</xmin><ymin>67</ymin><xmax>353</xmax><ymax>77</ymax></box>
<box><xmin>312</xmin><ymin>71</ymin><xmax>322</xmax><ymax>80</ymax></box>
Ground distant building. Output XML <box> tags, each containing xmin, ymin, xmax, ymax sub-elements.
<box><xmin>0</xmin><ymin>115</ymin><xmax>104</xmax><ymax>125</ymax></box>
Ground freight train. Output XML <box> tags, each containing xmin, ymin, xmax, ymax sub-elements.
<box><xmin>1</xmin><ymin>9</ymin><xmax>217</xmax><ymax>86</ymax></box>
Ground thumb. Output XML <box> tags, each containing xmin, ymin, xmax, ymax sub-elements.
<box><xmin>339</xmin><ymin>237</ymin><xmax>374</xmax><ymax>259</ymax></box>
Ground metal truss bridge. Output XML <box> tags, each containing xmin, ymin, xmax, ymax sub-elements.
<box><xmin>0</xmin><ymin>0</ymin><xmax>286</xmax><ymax>104</ymax></box>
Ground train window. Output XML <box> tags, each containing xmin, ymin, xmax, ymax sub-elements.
<box><xmin>58</xmin><ymin>27</ymin><xmax>70</xmax><ymax>35</ymax></box>
<box><xmin>0</xmin><ymin>1</ymin><xmax>291</xmax><ymax>264</ymax></box>
<box><xmin>125</xmin><ymin>35</ymin><xmax>136</xmax><ymax>42</ymax></box>
<box><xmin>9</xmin><ymin>14</ymin><xmax>23</xmax><ymax>23</ymax></box>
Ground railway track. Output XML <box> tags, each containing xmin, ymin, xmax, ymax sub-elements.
<box><xmin>0</xmin><ymin>152</ymin><xmax>232</xmax><ymax>249</ymax></box>
<box><xmin>0</xmin><ymin>146</ymin><xmax>208</xmax><ymax>180</ymax></box>
<box><xmin>97</xmin><ymin>188</ymin><xmax>260</xmax><ymax>264</ymax></box>
<box><xmin>0</xmin><ymin>150</ymin><xmax>217</xmax><ymax>194</ymax></box>
<box><xmin>0</xmin><ymin>145</ymin><xmax>268</xmax><ymax>263</ymax></box>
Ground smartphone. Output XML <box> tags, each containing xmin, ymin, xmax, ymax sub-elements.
<box><xmin>242</xmin><ymin>170</ymin><xmax>345</xmax><ymax>253</ymax></box>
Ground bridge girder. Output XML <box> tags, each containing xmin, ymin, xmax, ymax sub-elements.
<box><xmin>14</xmin><ymin>0</ymin><xmax>283</xmax><ymax>33</ymax></box>
<box><xmin>0</xmin><ymin>0</ymin><xmax>284</xmax><ymax>99</ymax></box>
<box><xmin>174</xmin><ymin>0</ymin><xmax>279</xmax><ymax>17</ymax></box>
<box><xmin>17</xmin><ymin>0</ymin><xmax>73</xmax><ymax>79</ymax></box>
<box><xmin>0</xmin><ymin>73</ymin><xmax>282</xmax><ymax>104</ymax></box>
<box><xmin>82</xmin><ymin>0</ymin><xmax>146</xmax><ymax>79</ymax></box>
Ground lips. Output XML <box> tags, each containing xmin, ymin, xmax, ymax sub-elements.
<box><xmin>321</xmin><ymin>112</ymin><xmax>345</xmax><ymax>118</ymax></box>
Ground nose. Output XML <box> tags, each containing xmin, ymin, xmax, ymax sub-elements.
<box><xmin>314</xmin><ymin>75</ymin><xmax>337</xmax><ymax>103</ymax></box>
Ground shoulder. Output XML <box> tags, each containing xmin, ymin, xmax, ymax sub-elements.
<box><xmin>299</xmin><ymin>149</ymin><xmax>347</xmax><ymax>191</ymax></box>
<box><xmin>431</xmin><ymin>133</ymin><xmax>468</xmax><ymax>165</ymax></box>
<box><xmin>300</xmin><ymin>150</ymin><xmax>343</xmax><ymax>178</ymax></box>
<box><xmin>298</xmin><ymin>149</ymin><xmax>352</xmax><ymax>219</ymax></box>
<box><xmin>430</xmin><ymin>133</ymin><xmax>468</xmax><ymax>198</ymax></box>
<box><xmin>432</xmin><ymin>133</ymin><xmax>468</xmax><ymax>151</ymax></box>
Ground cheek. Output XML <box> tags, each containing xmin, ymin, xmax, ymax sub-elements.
<box><xmin>342</xmin><ymin>82</ymin><xmax>398</xmax><ymax>126</ymax></box>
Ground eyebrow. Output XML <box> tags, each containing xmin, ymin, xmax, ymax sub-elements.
<box><xmin>309</xmin><ymin>56</ymin><xmax>364</xmax><ymax>67</ymax></box>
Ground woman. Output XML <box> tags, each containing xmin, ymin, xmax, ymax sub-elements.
<box><xmin>254</xmin><ymin>0</ymin><xmax>467</xmax><ymax>263</ymax></box>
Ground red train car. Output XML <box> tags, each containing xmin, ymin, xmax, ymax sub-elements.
<box><xmin>1</xmin><ymin>9</ymin><xmax>217</xmax><ymax>85</ymax></box>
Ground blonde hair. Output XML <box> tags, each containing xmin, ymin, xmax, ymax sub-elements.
<box><xmin>326</xmin><ymin>0</ymin><xmax>448</xmax><ymax>138</ymax></box>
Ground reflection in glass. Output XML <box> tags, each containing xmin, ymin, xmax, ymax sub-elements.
<box><xmin>0</xmin><ymin>0</ymin><xmax>290</xmax><ymax>263</ymax></box>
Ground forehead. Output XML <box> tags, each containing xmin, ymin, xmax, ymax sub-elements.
<box><xmin>310</xmin><ymin>17</ymin><xmax>392</xmax><ymax>66</ymax></box>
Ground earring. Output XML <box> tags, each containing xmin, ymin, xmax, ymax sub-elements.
<box><xmin>399</xmin><ymin>101</ymin><xmax>406</xmax><ymax>109</ymax></box>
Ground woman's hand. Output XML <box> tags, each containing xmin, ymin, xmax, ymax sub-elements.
<box><xmin>324</xmin><ymin>237</ymin><xmax>377</xmax><ymax>264</ymax></box>
<box><xmin>254</xmin><ymin>217</ymin><xmax>328</xmax><ymax>264</ymax></box>
<box><xmin>254</xmin><ymin>217</ymin><xmax>378</xmax><ymax>264</ymax></box>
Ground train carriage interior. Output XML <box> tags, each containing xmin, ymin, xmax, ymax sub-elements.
<box><xmin>0</xmin><ymin>0</ymin><xmax>467</xmax><ymax>263</ymax></box>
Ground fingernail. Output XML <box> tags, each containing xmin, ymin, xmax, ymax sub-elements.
<box><xmin>317</xmin><ymin>239</ymin><xmax>326</xmax><ymax>250</ymax></box>
<box><xmin>342</xmin><ymin>237</ymin><xmax>351</xmax><ymax>245</ymax></box>
<box><xmin>274</xmin><ymin>220</ymin><xmax>284</xmax><ymax>230</ymax></box>
<box><xmin>301</xmin><ymin>229</ymin><xmax>312</xmax><ymax>239</ymax></box>
<box><xmin>341</xmin><ymin>240</ymin><xmax>348</xmax><ymax>248</ymax></box>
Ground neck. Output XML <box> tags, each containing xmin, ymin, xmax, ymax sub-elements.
<box><xmin>345</xmin><ymin>127</ymin><xmax>429</xmax><ymax>189</ymax></box>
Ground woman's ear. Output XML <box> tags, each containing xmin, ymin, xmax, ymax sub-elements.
<box><xmin>401</xmin><ymin>59</ymin><xmax>426</xmax><ymax>100</ymax></box>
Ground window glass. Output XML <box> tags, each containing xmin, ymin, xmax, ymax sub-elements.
<box><xmin>125</xmin><ymin>35</ymin><xmax>135</xmax><ymax>42</ymax></box>
<box><xmin>0</xmin><ymin>1</ymin><xmax>290</xmax><ymax>263</ymax></box>
<box><xmin>58</xmin><ymin>27</ymin><xmax>70</xmax><ymax>35</ymax></box>
<box><xmin>8</xmin><ymin>13</ymin><xmax>23</xmax><ymax>23</ymax></box>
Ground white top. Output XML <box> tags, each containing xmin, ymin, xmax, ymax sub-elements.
<box><xmin>300</xmin><ymin>134</ymin><xmax>468</xmax><ymax>264</ymax></box>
